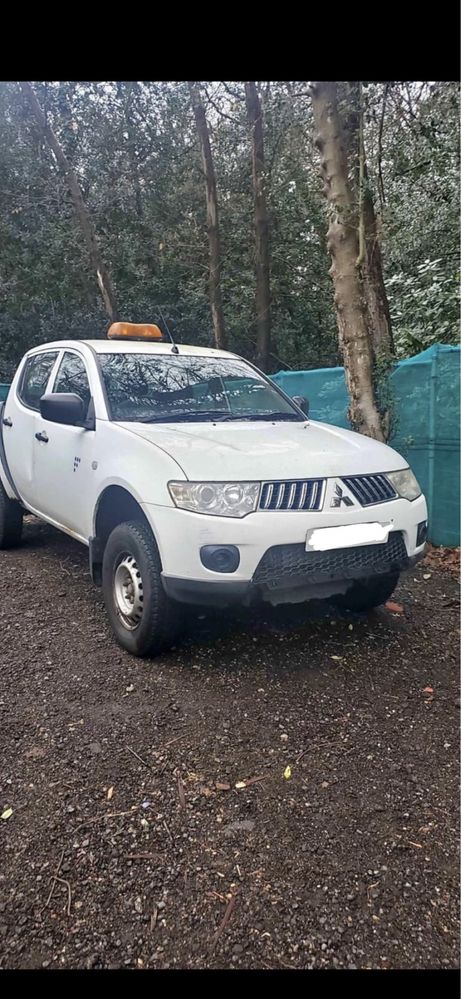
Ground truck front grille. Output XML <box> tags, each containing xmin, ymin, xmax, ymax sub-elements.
<box><xmin>259</xmin><ymin>479</ymin><xmax>325</xmax><ymax>511</ymax></box>
<box><xmin>341</xmin><ymin>474</ymin><xmax>397</xmax><ymax>506</ymax></box>
<box><xmin>253</xmin><ymin>531</ymin><xmax>408</xmax><ymax>585</ymax></box>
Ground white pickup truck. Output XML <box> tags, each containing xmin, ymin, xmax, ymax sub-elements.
<box><xmin>0</xmin><ymin>323</ymin><xmax>428</xmax><ymax>658</ymax></box>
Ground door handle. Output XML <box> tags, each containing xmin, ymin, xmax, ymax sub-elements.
<box><xmin>2</xmin><ymin>417</ymin><xmax>12</xmax><ymax>427</ymax></box>
<box><xmin>35</xmin><ymin>431</ymin><xmax>49</xmax><ymax>443</ymax></box>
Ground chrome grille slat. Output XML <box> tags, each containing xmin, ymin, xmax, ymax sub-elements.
<box><xmin>360</xmin><ymin>478</ymin><xmax>375</xmax><ymax>503</ymax></box>
<box><xmin>275</xmin><ymin>483</ymin><xmax>285</xmax><ymax>509</ymax></box>
<box><xmin>264</xmin><ymin>483</ymin><xmax>274</xmax><ymax>508</ymax></box>
<box><xmin>371</xmin><ymin>475</ymin><xmax>387</xmax><ymax>500</ymax></box>
<box><xmin>258</xmin><ymin>478</ymin><xmax>326</xmax><ymax>512</ymax></box>
<box><xmin>342</xmin><ymin>474</ymin><xmax>397</xmax><ymax>507</ymax></box>
<box><xmin>287</xmin><ymin>482</ymin><xmax>297</xmax><ymax>509</ymax></box>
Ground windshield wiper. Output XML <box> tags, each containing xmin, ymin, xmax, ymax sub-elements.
<box><xmin>133</xmin><ymin>410</ymin><xmax>230</xmax><ymax>424</ymax></box>
<box><xmin>215</xmin><ymin>412</ymin><xmax>303</xmax><ymax>422</ymax></box>
<box><xmin>129</xmin><ymin>410</ymin><xmax>303</xmax><ymax>424</ymax></box>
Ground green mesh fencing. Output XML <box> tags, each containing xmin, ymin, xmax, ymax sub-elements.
<box><xmin>0</xmin><ymin>384</ymin><xmax>9</xmax><ymax>402</ymax></box>
<box><xmin>273</xmin><ymin>344</ymin><xmax>460</xmax><ymax>547</ymax></box>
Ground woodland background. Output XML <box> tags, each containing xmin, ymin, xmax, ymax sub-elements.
<box><xmin>0</xmin><ymin>81</ymin><xmax>458</xmax><ymax>391</ymax></box>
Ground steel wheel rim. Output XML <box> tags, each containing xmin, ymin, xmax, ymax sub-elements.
<box><xmin>113</xmin><ymin>554</ymin><xmax>144</xmax><ymax>630</ymax></box>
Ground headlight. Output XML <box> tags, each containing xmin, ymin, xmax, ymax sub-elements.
<box><xmin>168</xmin><ymin>481</ymin><xmax>260</xmax><ymax>517</ymax></box>
<box><xmin>386</xmin><ymin>468</ymin><xmax>421</xmax><ymax>501</ymax></box>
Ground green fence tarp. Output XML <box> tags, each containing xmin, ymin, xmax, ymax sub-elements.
<box><xmin>273</xmin><ymin>344</ymin><xmax>460</xmax><ymax>547</ymax></box>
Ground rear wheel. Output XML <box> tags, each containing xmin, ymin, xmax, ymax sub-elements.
<box><xmin>0</xmin><ymin>479</ymin><xmax>23</xmax><ymax>548</ymax></box>
<box><xmin>334</xmin><ymin>570</ymin><xmax>400</xmax><ymax>612</ymax></box>
<box><xmin>102</xmin><ymin>520</ymin><xmax>182</xmax><ymax>657</ymax></box>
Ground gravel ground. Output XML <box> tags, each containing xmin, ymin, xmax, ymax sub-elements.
<box><xmin>0</xmin><ymin>518</ymin><xmax>459</xmax><ymax>970</ymax></box>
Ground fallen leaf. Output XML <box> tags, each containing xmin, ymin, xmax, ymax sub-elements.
<box><xmin>216</xmin><ymin>782</ymin><xmax>231</xmax><ymax>791</ymax></box>
<box><xmin>385</xmin><ymin>601</ymin><xmax>404</xmax><ymax>614</ymax></box>
<box><xmin>321</xmin><ymin>781</ymin><xmax>329</xmax><ymax>788</ymax></box>
<box><xmin>423</xmin><ymin>573</ymin><xmax>431</xmax><ymax>580</ymax></box>
<box><xmin>331</xmin><ymin>655</ymin><xmax>343</xmax><ymax>661</ymax></box>
<box><xmin>199</xmin><ymin>786</ymin><xmax>214</xmax><ymax>797</ymax></box>
<box><xmin>107</xmin><ymin>786</ymin><xmax>114</xmax><ymax>801</ymax></box>
<box><xmin>283</xmin><ymin>766</ymin><xmax>292</xmax><ymax>780</ymax></box>
<box><xmin>422</xmin><ymin>686</ymin><xmax>434</xmax><ymax>695</ymax></box>
<box><xmin>1</xmin><ymin>808</ymin><xmax>13</xmax><ymax>820</ymax></box>
<box><xmin>125</xmin><ymin>684</ymin><xmax>134</xmax><ymax>693</ymax></box>
<box><xmin>235</xmin><ymin>776</ymin><xmax>268</xmax><ymax>789</ymax></box>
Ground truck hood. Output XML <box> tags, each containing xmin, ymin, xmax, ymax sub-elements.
<box><xmin>120</xmin><ymin>419</ymin><xmax>407</xmax><ymax>481</ymax></box>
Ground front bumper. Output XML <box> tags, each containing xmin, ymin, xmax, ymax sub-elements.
<box><xmin>162</xmin><ymin>543</ymin><xmax>425</xmax><ymax>606</ymax></box>
<box><xmin>143</xmin><ymin>493</ymin><xmax>428</xmax><ymax>606</ymax></box>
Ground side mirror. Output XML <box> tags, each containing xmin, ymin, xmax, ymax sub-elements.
<box><xmin>39</xmin><ymin>393</ymin><xmax>94</xmax><ymax>429</ymax></box>
<box><xmin>292</xmin><ymin>395</ymin><xmax>309</xmax><ymax>417</ymax></box>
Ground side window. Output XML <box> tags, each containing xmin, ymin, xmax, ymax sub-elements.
<box><xmin>53</xmin><ymin>352</ymin><xmax>91</xmax><ymax>413</ymax></box>
<box><xmin>19</xmin><ymin>352</ymin><xmax>58</xmax><ymax>410</ymax></box>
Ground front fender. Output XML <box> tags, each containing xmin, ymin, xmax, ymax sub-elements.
<box><xmin>91</xmin><ymin>421</ymin><xmax>186</xmax><ymax>539</ymax></box>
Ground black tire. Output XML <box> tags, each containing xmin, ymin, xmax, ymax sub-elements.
<box><xmin>102</xmin><ymin>520</ymin><xmax>182</xmax><ymax>658</ymax></box>
<box><xmin>334</xmin><ymin>569</ymin><xmax>400</xmax><ymax>613</ymax></box>
<box><xmin>0</xmin><ymin>478</ymin><xmax>23</xmax><ymax>549</ymax></box>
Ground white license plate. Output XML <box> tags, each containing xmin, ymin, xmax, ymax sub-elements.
<box><xmin>305</xmin><ymin>522</ymin><xmax>391</xmax><ymax>552</ymax></box>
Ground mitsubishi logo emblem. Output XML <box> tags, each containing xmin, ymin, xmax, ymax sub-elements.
<box><xmin>330</xmin><ymin>482</ymin><xmax>354</xmax><ymax>508</ymax></box>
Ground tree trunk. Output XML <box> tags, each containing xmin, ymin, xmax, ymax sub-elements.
<box><xmin>362</xmin><ymin>179</ymin><xmax>395</xmax><ymax>358</ymax></box>
<box><xmin>245</xmin><ymin>82</ymin><xmax>271</xmax><ymax>372</ymax></box>
<box><xmin>311</xmin><ymin>81</ymin><xmax>385</xmax><ymax>441</ymax></box>
<box><xmin>188</xmin><ymin>82</ymin><xmax>227</xmax><ymax>350</ymax></box>
<box><xmin>340</xmin><ymin>82</ymin><xmax>394</xmax><ymax>359</ymax></box>
<box><xmin>20</xmin><ymin>82</ymin><xmax>118</xmax><ymax>322</ymax></box>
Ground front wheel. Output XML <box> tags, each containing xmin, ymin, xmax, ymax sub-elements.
<box><xmin>102</xmin><ymin>520</ymin><xmax>182</xmax><ymax>657</ymax></box>
<box><xmin>333</xmin><ymin>570</ymin><xmax>400</xmax><ymax>613</ymax></box>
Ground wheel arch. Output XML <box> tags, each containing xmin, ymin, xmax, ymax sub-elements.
<box><xmin>90</xmin><ymin>484</ymin><xmax>160</xmax><ymax>584</ymax></box>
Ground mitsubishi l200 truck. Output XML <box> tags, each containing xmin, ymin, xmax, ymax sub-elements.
<box><xmin>0</xmin><ymin>322</ymin><xmax>428</xmax><ymax>658</ymax></box>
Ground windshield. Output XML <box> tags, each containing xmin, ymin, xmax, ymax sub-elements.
<box><xmin>98</xmin><ymin>353</ymin><xmax>303</xmax><ymax>423</ymax></box>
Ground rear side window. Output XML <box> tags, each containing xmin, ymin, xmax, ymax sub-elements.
<box><xmin>53</xmin><ymin>352</ymin><xmax>91</xmax><ymax>412</ymax></box>
<box><xmin>19</xmin><ymin>352</ymin><xmax>58</xmax><ymax>410</ymax></box>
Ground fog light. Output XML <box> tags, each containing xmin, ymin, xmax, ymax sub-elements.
<box><xmin>200</xmin><ymin>545</ymin><xmax>240</xmax><ymax>573</ymax></box>
<box><xmin>416</xmin><ymin>520</ymin><xmax>428</xmax><ymax>546</ymax></box>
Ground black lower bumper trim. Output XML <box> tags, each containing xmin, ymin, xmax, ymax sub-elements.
<box><xmin>88</xmin><ymin>536</ymin><xmax>104</xmax><ymax>585</ymax></box>
<box><xmin>162</xmin><ymin>549</ymin><xmax>425</xmax><ymax>607</ymax></box>
<box><xmin>162</xmin><ymin>575</ymin><xmax>249</xmax><ymax>606</ymax></box>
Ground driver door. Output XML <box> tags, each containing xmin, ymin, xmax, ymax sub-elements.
<box><xmin>32</xmin><ymin>349</ymin><xmax>96</xmax><ymax>539</ymax></box>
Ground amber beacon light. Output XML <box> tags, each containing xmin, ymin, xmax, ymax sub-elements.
<box><xmin>107</xmin><ymin>322</ymin><xmax>163</xmax><ymax>341</ymax></box>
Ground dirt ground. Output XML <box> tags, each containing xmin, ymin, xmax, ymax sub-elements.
<box><xmin>0</xmin><ymin>518</ymin><xmax>459</xmax><ymax>970</ymax></box>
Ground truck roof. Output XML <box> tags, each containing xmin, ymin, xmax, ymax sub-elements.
<box><xmin>28</xmin><ymin>340</ymin><xmax>238</xmax><ymax>360</ymax></box>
